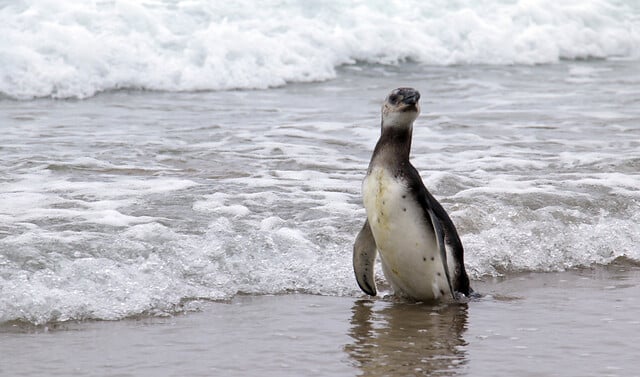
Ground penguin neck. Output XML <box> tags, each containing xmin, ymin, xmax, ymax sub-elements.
<box><xmin>370</xmin><ymin>123</ymin><xmax>413</xmax><ymax>169</ymax></box>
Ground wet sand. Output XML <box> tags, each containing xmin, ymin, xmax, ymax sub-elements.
<box><xmin>2</xmin><ymin>262</ymin><xmax>639</xmax><ymax>377</ymax></box>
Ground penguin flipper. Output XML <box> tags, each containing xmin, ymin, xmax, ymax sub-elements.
<box><xmin>426</xmin><ymin>209</ymin><xmax>455</xmax><ymax>299</ymax></box>
<box><xmin>353</xmin><ymin>219</ymin><xmax>378</xmax><ymax>296</ymax></box>
<box><xmin>424</xmin><ymin>191</ymin><xmax>472</xmax><ymax>296</ymax></box>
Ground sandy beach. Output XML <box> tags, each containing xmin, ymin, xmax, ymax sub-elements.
<box><xmin>2</xmin><ymin>261</ymin><xmax>639</xmax><ymax>377</ymax></box>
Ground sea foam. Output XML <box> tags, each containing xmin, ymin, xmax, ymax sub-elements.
<box><xmin>1</xmin><ymin>0</ymin><xmax>639</xmax><ymax>99</ymax></box>
<box><xmin>1</xmin><ymin>56</ymin><xmax>639</xmax><ymax>325</ymax></box>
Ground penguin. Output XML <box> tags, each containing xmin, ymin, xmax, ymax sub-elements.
<box><xmin>353</xmin><ymin>87</ymin><xmax>471</xmax><ymax>301</ymax></box>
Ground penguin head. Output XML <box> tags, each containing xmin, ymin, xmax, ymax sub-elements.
<box><xmin>381</xmin><ymin>87</ymin><xmax>421</xmax><ymax>129</ymax></box>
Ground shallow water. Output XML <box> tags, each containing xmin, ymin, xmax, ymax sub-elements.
<box><xmin>465</xmin><ymin>265</ymin><xmax>640</xmax><ymax>377</ymax></box>
<box><xmin>2</xmin><ymin>60</ymin><xmax>640</xmax><ymax>324</ymax></box>
<box><xmin>2</xmin><ymin>265</ymin><xmax>638</xmax><ymax>377</ymax></box>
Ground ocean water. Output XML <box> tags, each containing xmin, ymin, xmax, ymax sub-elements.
<box><xmin>2</xmin><ymin>0</ymin><xmax>640</xmax><ymax>99</ymax></box>
<box><xmin>1</xmin><ymin>0</ymin><xmax>640</xmax><ymax>325</ymax></box>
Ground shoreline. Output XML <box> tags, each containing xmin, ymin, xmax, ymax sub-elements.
<box><xmin>2</xmin><ymin>264</ymin><xmax>639</xmax><ymax>377</ymax></box>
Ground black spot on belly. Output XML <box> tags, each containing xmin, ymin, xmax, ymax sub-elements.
<box><xmin>437</xmin><ymin>272</ymin><xmax>441</xmax><ymax>277</ymax></box>
<box><xmin>440</xmin><ymin>289</ymin><xmax>445</xmax><ymax>296</ymax></box>
<box><xmin>423</xmin><ymin>257</ymin><xmax>427</xmax><ymax>262</ymax></box>
<box><xmin>430</xmin><ymin>257</ymin><xmax>435</xmax><ymax>261</ymax></box>
<box><xmin>402</xmin><ymin>195</ymin><xmax>406</xmax><ymax>199</ymax></box>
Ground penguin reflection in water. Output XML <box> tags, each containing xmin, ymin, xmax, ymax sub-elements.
<box><xmin>353</xmin><ymin>87</ymin><xmax>472</xmax><ymax>301</ymax></box>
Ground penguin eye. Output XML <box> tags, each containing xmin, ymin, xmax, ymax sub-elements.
<box><xmin>388</xmin><ymin>94</ymin><xmax>399</xmax><ymax>104</ymax></box>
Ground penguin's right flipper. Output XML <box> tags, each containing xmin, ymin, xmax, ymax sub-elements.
<box><xmin>426</xmin><ymin>208</ymin><xmax>455</xmax><ymax>300</ymax></box>
<box><xmin>353</xmin><ymin>220</ymin><xmax>378</xmax><ymax>296</ymax></box>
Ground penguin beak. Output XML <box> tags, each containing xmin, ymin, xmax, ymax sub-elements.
<box><xmin>401</xmin><ymin>90</ymin><xmax>420</xmax><ymax>105</ymax></box>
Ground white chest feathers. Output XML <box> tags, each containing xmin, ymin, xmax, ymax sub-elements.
<box><xmin>362</xmin><ymin>166</ymin><xmax>451</xmax><ymax>301</ymax></box>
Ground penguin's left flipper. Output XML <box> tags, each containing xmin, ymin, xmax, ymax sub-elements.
<box><xmin>353</xmin><ymin>219</ymin><xmax>378</xmax><ymax>296</ymax></box>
